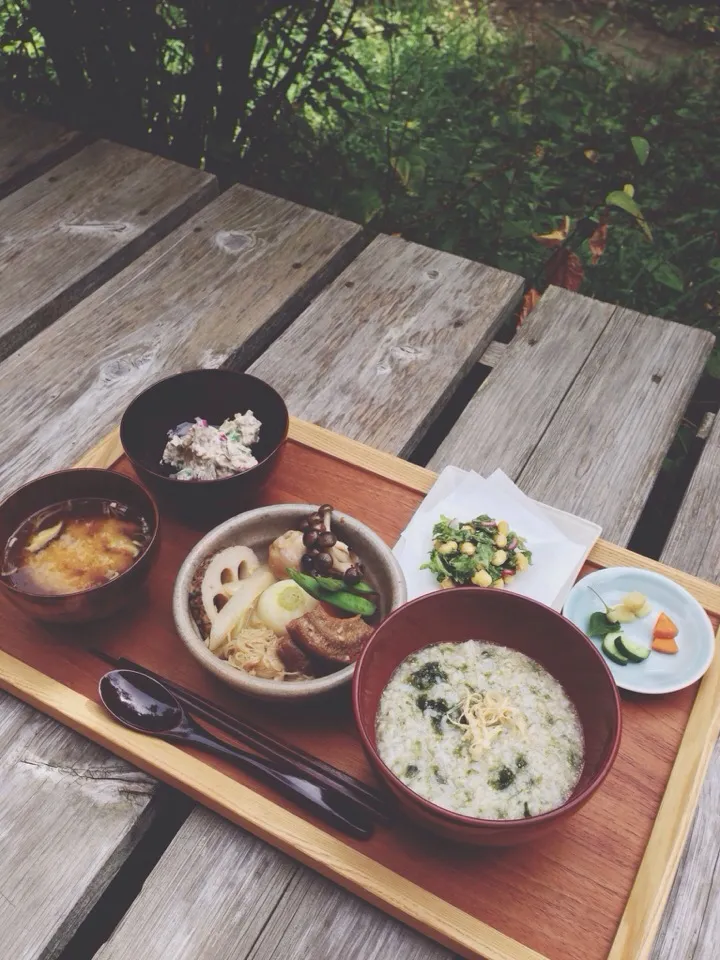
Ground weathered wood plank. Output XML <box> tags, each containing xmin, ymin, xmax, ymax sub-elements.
<box><xmin>651</xmin><ymin>734</ymin><xmax>720</xmax><ymax>960</ymax></box>
<box><xmin>0</xmin><ymin>690</ymin><xmax>155</xmax><ymax>960</ymax></box>
<box><xmin>94</xmin><ymin>808</ymin><xmax>298</xmax><ymax>960</ymax></box>
<box><xmin>431</xmin><ymin>287</ymin><xmax>713</xmax><ymax>546</ymax></box>
<box><xmin>0</xmin><ymin>139</ymin><xmax>217</xmax><ymax>361</ymax></box>
<box><xmin>93</xmin><ymin>814</ymin><xmax>449</xmax><ymax>960</ymax></box>
<box><xmin>86</xmin><ymin>238</ymin><xmax>520</xmax><ymax>960</ymax></box>
<box><xmin>0</xmin><ymin>185</ymin><xmax>360</xmax><ymax>960</ymax></box>
<box><xmin>518</xmin><ymin>302</ymin><xmax>713</xmax><ymax>545</ymax></box>
<box><xmin>651</xmin><ymin>420</ymin><xmax>720</xmax><ymax>960</ymax></box>
<box><xmin>429</xmin><ymin>286</ymin><xmax>615</xmax><ymax>477</ymax></box>
<box><xmin>249</xmin><ymin>235</ymin><xmax>523</xmax><ymax>457</ymax></box>
<box><xmin>0</xmin><ymin>184</ymin><xmax>362</xmax><ymax>499</ymax></box>
<box><xmin>661</xmin><ymin>412</ymin><xmax>720</xmax><ymax>583</ymax></box>
<box><xmin>478</xmin><ymin>340</ymin><xmax>508</xmax><ymax>369</ymax></box>
<box><xmin>248</xmin><ymin>869</ymin><xmax>451</xmax><ymax>960</ymax></box>
<box><xmin>0</xmin><ymin>106</ymin><xmax>82</xmax><ymax>200</ymax></box>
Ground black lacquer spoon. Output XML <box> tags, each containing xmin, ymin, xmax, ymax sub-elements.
<box><xmin>99</xmin><ymin>669</ymin><xmax>374</xmax><ymax>840</ymax></box>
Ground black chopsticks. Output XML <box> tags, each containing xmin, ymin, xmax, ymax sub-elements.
<box><xmin>91</xmin><ymin>649</ymin><xmax>393</xmax><ymax>826</ymax></box>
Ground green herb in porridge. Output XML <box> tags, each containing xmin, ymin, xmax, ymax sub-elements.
<box><xmin>375</xmin><ymin>640</ymin><xmax>584</xmax><ymax>821</ymax></box>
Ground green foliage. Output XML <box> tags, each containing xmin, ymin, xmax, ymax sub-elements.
<box><xmin>245</xmin><ymin>6</ymin><xmax>720</xmax><ymax>364</ymax></box>
<box><xmin>0</xmin><ymin>0</ymin><xmax>718</xmax><ymax>374</ymax></box>
<box><xmin>617</xmin><ymin>1</ymin><xmax>720</xmax><ymax>44</ymax></box>
<box><xmin>0</xmin><ymin>0</ymin><xmax>363</xmax><ymax>168</ymax></box>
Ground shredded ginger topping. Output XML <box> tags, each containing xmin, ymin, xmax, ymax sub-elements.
<box><xmin>448</xmin><ymin>690</ymin><xmax>527</xmax><ymax>759</ymax></box>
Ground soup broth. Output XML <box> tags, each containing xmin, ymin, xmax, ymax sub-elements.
<box><xmin>2</xmin><ymin>498</ymin><xmax>151</xmax><ymax>596</ymax></box>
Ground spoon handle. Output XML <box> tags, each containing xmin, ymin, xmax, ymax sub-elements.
<box><xmin>168</xmin><ymin>726</ymin><xmax>374</xmax><ymax>840</ymax></box>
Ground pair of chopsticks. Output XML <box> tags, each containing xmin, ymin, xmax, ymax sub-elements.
<box><xmin>91</xmin><ymin>649</ymin><xmax>393</xmax><ymax>826</ymax></box>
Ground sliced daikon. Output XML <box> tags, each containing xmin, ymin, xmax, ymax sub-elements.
<box><xmin>255</xmin><ymin>579</ymin><xmax>318</xmax><ymax>635</ymax></box>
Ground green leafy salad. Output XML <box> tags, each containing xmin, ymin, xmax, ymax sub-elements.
<box><xmin>421</xmin><ymin>514</ymin><xmax>532</xmax><ymax>589</ymax></box>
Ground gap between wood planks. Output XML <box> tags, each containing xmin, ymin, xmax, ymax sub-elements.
<box><xmin>55</xmin><ymin>789</ymin><xmax>194</xmax><ymax>960</ymax></box>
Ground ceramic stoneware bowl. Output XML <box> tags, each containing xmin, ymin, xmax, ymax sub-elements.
<box><xmin>173</xmin><ymin>503</ymin><xmax>407</xmax><ymax>701</ymax></box>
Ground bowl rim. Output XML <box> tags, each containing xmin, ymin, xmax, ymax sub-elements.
<box><xmin>172</xmin><ymin>502</ymin><xmax>408</xmax><ymax>700</ymax></box>
<box><xmin>0</xmin><ymin>467</ymin><xmax>160</xmax><ymax>601</ymax></box>
<box><xmin>119</xmin><ymin>368</ymin><xmax>290</xmax><ymax>486</ymax></box>
<box><xmin>352</xmin><ymin>586</ymin><xmax>622</xmax><ymax>828</ymax></box>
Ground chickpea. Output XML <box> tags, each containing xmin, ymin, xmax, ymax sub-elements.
<box><xmin>491</xmin><ymin>549</ymin><xmax>507</xmax><ymax>566</ymax></box>
<box><xmin>494</xmin><ymin>533</ymin><xmax>508</xmax><ymax>548</ymax></box>
<box><xmin>433</xmin><ymin>539</ymin><xmax>443</xmax><ymax>550</ymax></box>
<box><xmin>440</xmin><ymin>577</ymin><xmax>454</xmax><ymax>589</ymax></box>
<box><xmin>460</xmin><ymin>541</ymin><xmax>476</xmax><ymax>556</ymax></box>
<box><xmin>438</xmin><ymin>540</ymin><xmax>458</xmax><ymax>555</ymax></box>
<box><xmin>471</xmin><ymin>569</ymin><xmax>493</xmax><ymax>587</ymax></box>
<box><xmin>460</xmin><ymin>524</ymin><xmax>474</xmax><ymax>532</ymax></box>
<box><xmin>491</xmin><ymin>578</ymin><xmax>505</xmax><ymax>588</ymax></box>
<box><xmin>497</xmin><ymin>520</ymin><xmax>509</xmax><ymax>535</ymax></box>
<box><xmin>515</xmin><ymin>552</ymin><xmax>529</xmax><ymax>572</ymax></box>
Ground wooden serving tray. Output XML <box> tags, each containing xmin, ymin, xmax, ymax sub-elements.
<box><xmin>1</xmin><ymin>418</ymin><xmax>719</xmax><ymax>960</ymax></box>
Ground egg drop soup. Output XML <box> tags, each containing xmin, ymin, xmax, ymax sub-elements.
<box><xmin>1</xmin><ymin>498</ymin><xmax>151</xmax><ymax>596</ymax></box>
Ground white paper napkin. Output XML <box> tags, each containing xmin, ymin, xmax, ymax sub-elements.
<box><xmin>394</xmin><ymin>468</ymin><xmax>601</xmax><ymax>610</ymax></box>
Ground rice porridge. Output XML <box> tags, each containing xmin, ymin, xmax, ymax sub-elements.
<box><xmin>375</xmin><ymin>640</ymin><xmax>584</xmax><ymax>820</ymax></box>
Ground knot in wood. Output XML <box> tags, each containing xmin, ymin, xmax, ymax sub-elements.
<box><xmin>215</xmin><ymin>230</ymin><xmax>253</xmax><ymax>254</ymax></box>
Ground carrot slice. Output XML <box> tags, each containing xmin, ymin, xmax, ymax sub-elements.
<box><xmin>652</xmin><ymin>635</ymin><xmax>679</xmax><ymax>655</ymax></box>
<box><xmin>653</xmin><ymin>611</ymin><xmax>678</xmax><ymax>640</ymax></box>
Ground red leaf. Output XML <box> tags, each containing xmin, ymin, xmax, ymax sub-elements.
<box><xmin>588</xmin><ymin>221</ymin><xmax>609</xmax><ymax>265</ymax></box>
<box><xmin>545</xmin><ymin>248</ymin><xmax>584</xmax><ymax>291</ymax></box>
<box><xmin>517</xmin><ymin>287</ymin><xmax>541</xmax><ymax>326</ymax></box>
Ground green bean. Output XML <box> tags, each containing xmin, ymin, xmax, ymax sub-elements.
<box><xmin>286</xmin><ymin>568</ymin><xmax>323</xmax><ymax>599</ymax></box>
<box><xmin>349</xmin><ymin>580</ymin><xmax>376</xmax><ymax>596</ymax></box>
<box><xmin>316</xmin><ymin>587</ymin><xmax>376</xmax><ymax>616</ymax></box>
<box><xmin>314</xmin><ymin>575</ymin><xmax>345</xmax><ymax>592</ymax></box>
<box><xmin>316</xmin><ymin>575</ymin><xmax>376</xmax><ymax>596</ymax></box>
<box><xmin>288</xmin><ymin>569</ymin><xmax>376</xmax><ymax>615</ymax></box>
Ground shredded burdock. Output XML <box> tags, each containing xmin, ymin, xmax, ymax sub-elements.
<box><xmin>448</xmin><ymin>691</ymin><xmax>527</xmax><ymax>759</ymax></box>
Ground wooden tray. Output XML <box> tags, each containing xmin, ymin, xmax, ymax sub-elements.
<box><xmin>1</xmin><ymin>417</ymin><xmax>719</xmax><ymax>960</ymax></box>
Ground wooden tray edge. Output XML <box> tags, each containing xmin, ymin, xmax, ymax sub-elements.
<box><xmin>69</xmin><ymin>419</ymin><xmax>720</xmax><ymax>959</ymax></box>
<box><xmin>608</xmin><ymin>623</ymin><xmax>720</xmax><ymax>960</ymax></box>
<box><xmin>0</xmin><ymin>648</ymin><xmax>546</xmax><ymax>960</ymax></box>
<box><xmin>76</xmin><ymin>421</ymin><xmax>720</xmax><ymax>616</ymax></box>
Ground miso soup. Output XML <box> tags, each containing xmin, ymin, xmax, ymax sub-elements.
<box><xmin>1</xmin><ymin>498</ymin><xmax>151</xmax><ymax>596</ymax></box>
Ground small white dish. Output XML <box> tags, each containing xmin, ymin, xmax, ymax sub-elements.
<box><xmin>563</xmin><ymin>567</ymin><xmax>715</xmax><ymax>695</ymax></box>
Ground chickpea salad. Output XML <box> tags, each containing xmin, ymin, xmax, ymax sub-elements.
<box><xmin>422</xmin><ymin>515</ymin><xmax>532</xmax><ymax>589</ymax></box>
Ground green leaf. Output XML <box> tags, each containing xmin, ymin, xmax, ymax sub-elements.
<box><xmin>709</xmin><ymin>258</ymin><xmax>720</xmax><ymax>273</ymax></box>
<box><xmin>650</xmin><ymin>262</ymin><xmax>684</xmax><ymax>292</ymax></box>
<box><xmin>592</xmin><ymin>13</ymin><xmax>611</xmax><ymax>35</ymax></box>
<box><xmin>391</xmin><ymin>155</ymin><xmax>412</xmax><ymax>187</ymax></box>
<box><xmin>587</xmin><ymin>612</ymin><xmax>618</xmax><ymax>639</ymax></box>
<box><xmin>500</xmin><ymin>220</ymin><xmax>533</xmax><ymax>239</ymax></box>
<box><xmin>606</xmin><ymin>190</ymin><xmax>653</xmax><ymax>240</ymax></box>
<box><xmin>631</xmin><ymin>136</ymin><xmax>650</xmax><ymax>166</ymax></box>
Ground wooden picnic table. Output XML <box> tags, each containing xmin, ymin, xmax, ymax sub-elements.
<box><xmin>0</xmin><ymin>115</ymin><xmax>718</xmax><ymax>960</ymax></box>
